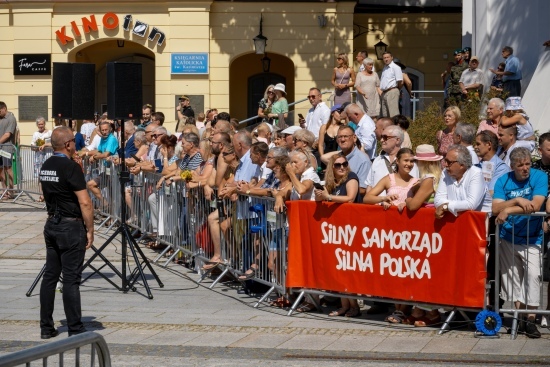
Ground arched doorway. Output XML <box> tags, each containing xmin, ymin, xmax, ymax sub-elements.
<box><xmin>68</xmin><ymin>39</ymin><xmax>155</xmax><ymax>114</ymax></box>
<box><xmin>230</xmin><ymin>53</ymin><xmax>295</xmax><ymax>122</ymax></box>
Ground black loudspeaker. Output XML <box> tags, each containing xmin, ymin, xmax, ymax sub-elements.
<box><xmin>107</xmin><ymin>62</ymin><xmax>142</xmax><ymax>120</ymax></box>
<box><xmin>52</xmin><ymin>62</ymin><xmax>95</xmax><ymax>120</ymax></box>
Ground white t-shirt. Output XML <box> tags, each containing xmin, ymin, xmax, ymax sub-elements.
<box><xmin>290</xmin><ymin>166</ymin><xmax>320</xmax><ymax>201</ymax></box>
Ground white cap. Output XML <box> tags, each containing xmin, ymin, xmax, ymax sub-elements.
<box><xmin>280</xmin><ymin>125</ymin><xmax>302</xmax><ymax>135</ymax></box>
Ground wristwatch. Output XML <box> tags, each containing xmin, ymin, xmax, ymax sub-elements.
<box><xmin>442</xmin><ymin>203</ymin><xmax>449</xmax><ymax>211</ymax></box>
<box><xmin>246</xmin><ymin>190</ymin><xmax>251</xmax><ymax>195</ymax></box>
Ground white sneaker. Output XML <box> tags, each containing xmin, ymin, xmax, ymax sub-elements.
<box><xmin>541</xmin><ymin>315</ymin><xmax>548</xmax><ymax>327</ymax></box>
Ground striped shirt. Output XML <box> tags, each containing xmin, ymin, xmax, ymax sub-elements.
<box><xmin>178</xmin><ymin>152</ymin><xmax>203</xmax><ymax>171</ymax></box>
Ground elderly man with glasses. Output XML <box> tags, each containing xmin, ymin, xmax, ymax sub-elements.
<box><xmin>434</xmin><ymin>144</ymin><xmax>486</xmax><ymax>219</ymax></box>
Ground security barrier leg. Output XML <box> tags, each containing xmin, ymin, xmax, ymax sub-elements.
<box><xmin>254</xmin><ymin>286</ymin><xmax>275</xmax><ymax>308</ymax></box>
<box><xmin>287</xmin><ymin>291</ymin><xmax>305</xmax><ymax>316</ymax></box>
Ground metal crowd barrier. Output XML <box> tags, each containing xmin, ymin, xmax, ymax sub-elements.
<box><xmin>0</xmin><ymin>331</ymin><xmax>111</xmax><ymax>367</ymax></box>
<box><xmin>18</xmin><ymin>155</ymin><xmax>550</xmax><ymax>337</ymax></box>
<box><xmin>495</xmin><ymin>212</ymin><xmax>550</xmax><ymax>339</ymax></box>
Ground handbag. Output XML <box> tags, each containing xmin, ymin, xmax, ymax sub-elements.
<box><xmin>329</xmin><ymin>68</ymin><xmax>349</xmax><ymax>102</ymax></box>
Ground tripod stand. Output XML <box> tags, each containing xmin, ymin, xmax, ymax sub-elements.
<box><xmin>27</xmin><ymin>118</ymin><xmax>163</xmax><ymax>299</ymax></box>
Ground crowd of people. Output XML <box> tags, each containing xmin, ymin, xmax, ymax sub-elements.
<box><xmin>0</xmin><ymin>44</ymin><xmax>545</xmax><ymax>338</ymax></box>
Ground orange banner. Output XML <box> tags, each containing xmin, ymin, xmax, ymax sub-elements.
<box><xmin>286</xmin><ymin>202</ymin><xmax>487</xmax><ymax>308</ymax></box>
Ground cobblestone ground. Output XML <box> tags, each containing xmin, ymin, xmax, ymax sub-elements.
<box><xmin>1</xmin><ymin>198</ymin><xmax>550</xmax><ymax>366</ymax></box>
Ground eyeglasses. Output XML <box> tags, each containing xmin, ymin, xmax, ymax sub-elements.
<box><xmin>268</xmin><ymin>91</ymin><xmax>274</xmax><ymax>94</ymax></box>
<box><xmin>152</xmin><ymin>133</ymin><xmax>164</xmax><ymax>139</ymax></box>
<box><xmin>336</xmin><ymin>134</ymin><xmax>354</xmax><ymax>140</ymax></box>
<box><xmin>64</xmin><ymin>138</ymin><xmax>76</xmax><ymax>144</ymax></box>
<box><xmin>222</xmin><ymin>151</ymin><xmax>234</xmax><ymax>156</ymax></box>
<box><xmin>444</xmin><ymin>159</ymin><xmax>458</xmax><ymax>166</ymax></box>
<box><xmin>337</xmin><ymin>57</ymin><xmax>343</xmax><ymax>60</ymax></box>
<box><xmin>307</xmin><ymin>95</ymin><xmax>320</xmax><ymax>99</ymax></box>
<box><xmin>380</xmin><ymin>135</ymin><xmax>396</xmax><ymax>141</ymax></box>
<box><xmin>334</xmin><ymin>161</ymin><xmax>349</xmax><ymax>169</ymax></box>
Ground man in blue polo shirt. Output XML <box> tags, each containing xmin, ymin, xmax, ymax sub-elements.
<box><xmin>86</xmin><ymin>120</ymin><xmax>119</xmax><ymax>206</ymax></box>
<box><xmin>493</xmin><ymin>147</ymin><xmax>547</xmax><ymax>338</ymax></box>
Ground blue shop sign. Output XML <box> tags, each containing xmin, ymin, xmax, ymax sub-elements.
<box><xmin>171</xmin><ymin>53</ymin><xmax>209</xmax><ymax>74</ymax></box>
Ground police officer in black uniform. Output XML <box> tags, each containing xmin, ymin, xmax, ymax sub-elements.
<box><xmin>39</xmin><ymin>126</ymin><xmax>94</xmax><ymax>339</ymax></box>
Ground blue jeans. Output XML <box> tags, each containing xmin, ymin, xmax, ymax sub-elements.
<box><xmin>40</xmin><ymin>218</ymin><xmax>87</xmax><ymax>334</ymax></box>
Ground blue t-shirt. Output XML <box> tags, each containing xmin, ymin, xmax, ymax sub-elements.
<box><xmin>493</xmin><ymin>168</ymin><xmax>547</xmax><ymax>245</ymax></box>
<box><xmin>75</xmin><ymin>132</ymin><xmax>85</xmax><ymax>151</ymax></box>
<box><xmin>98</xmin><ymin>134</ymin><xmax>119</xmax><ymax>155</ymax></box>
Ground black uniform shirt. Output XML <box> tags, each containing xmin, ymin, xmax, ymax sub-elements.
<box><xmin>40</xmin><ymin>155</ymin><xmax>86</xmax><ymax>218</ymax></box>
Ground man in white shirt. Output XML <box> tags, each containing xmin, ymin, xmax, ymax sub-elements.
<box><xmin>345</xmin><ymin>103</ymin><xmax>376</xmax><ymax>159</ymax></box>
<box><xmin>299</xmin><ymin>87</ymin><xmax>330</xmax><ymax>141</ymax></box>
<box><xmin>379</xmin><ymin>52</ymin><xmax>403</xmax><ymax>118</ymax></box>
<box><xmin>459</xmin><ymin>56</ymin><xmax>484</xmax><ymax>96</ymax></box>
<box><xmin>434</xmin><ymin>144</ymin><xmax>486</xmax><ymax>219</ymax></box>
<box><xmin>80</xmin><ymin>119</ymin><xmax>96</xmax><ymax>146</ymax></box>
<box><xmin>453</xmin><ymin>122</ymin><xmax>480</xmax><ymax>165</ymax></box>
<box><xmin>355</xmin><ymin>50</ymin><xmax>367</xmax><ymax>72</ymax></box>
<box><xmin>366</xmin><ymin>125</ymin><xmax>418</xmax><ymax>194</ymax></box>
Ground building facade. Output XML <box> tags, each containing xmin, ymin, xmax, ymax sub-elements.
<box><xmin>1</xmin><ymin>0</ymin><xmax>462</xmax><ymax>142</ymax></box>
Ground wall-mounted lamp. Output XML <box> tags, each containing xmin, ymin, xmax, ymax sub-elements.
<box><xmin>317</xmin><ymin>15</ymin><xmax>327</xmax><ymax>28</ymax></box>
<box><xmin>353</xmin><ymin>24</ymin><xmax>388</xmax><ymax>60</ymax></box>
<box><xmin>253</xmin><ymin>14</ymin><xmax>268</xmax><ymax>55</ymax></box>
<box><xmin>117</xmin><ymin>40</ymin><xmax>125</xmax><ymax>48</ymax></box>
<box><xmin>261</xmin><ymin>53</ymin><xmax>271</xmax><ymax>73</ymax></box>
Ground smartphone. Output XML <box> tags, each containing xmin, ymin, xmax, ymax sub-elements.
<box><xmin>298</xmin><ymin>113</ymin><xmax>305</xmax><ymax>120</ymax></box>
<box><xmin>313</xmin><ymin>182</ymin><xmax>324</xmax><ymax>190</ymax></box>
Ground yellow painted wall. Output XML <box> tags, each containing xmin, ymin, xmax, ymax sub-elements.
<box><xmin>0</xmin><ymin>1</ymin><xmax>460</xmax><ymax>143</ymax></box>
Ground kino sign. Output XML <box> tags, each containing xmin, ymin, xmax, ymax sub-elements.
<box><xmin>55</xmin><ymin>13</ymin><xmax>166</xmax><ymax>47</ymax></box>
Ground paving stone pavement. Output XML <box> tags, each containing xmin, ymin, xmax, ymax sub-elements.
<box><xmin>1</xmin><ymin>199</ymin><xmax>550</xmax><ymax>366</ymax></box>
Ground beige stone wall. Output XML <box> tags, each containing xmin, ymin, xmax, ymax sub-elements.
<box><xmin>0</xmin><ymin>1</ymin><xmax>460</xmax><ymax>143</ymax></box>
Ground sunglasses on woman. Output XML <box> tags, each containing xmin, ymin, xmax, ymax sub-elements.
<box><xmin>334</xmin><ymin>161</ymin><xmax>349</xmax><ymax>169</ymax></box>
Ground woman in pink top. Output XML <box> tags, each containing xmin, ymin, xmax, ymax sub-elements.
<box><xmin>363</xmin><ymin>147</ymin><xmax>418</xmax><ymax>212</ymax></box>
<box><xmin>436</xmin><ymin>106</ymin><xmax>460</xmax><ymax>156</ymax></box>
<box><xmin>363</xmin><ymin>147</ymin><xmax>418</xmax><ymax>324</ymax></box>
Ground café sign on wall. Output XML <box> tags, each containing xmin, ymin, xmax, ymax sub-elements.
<box><xmin>55</xmin><ymin>13</ymin><xmax>166</xmax><ymax>47</ymax></box>
<box><xmin>13</xmin><ymin>54</ymin><xmax>51</xmax><ymax>75</ymax></box>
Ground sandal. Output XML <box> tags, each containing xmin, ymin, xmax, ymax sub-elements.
<box><xmin>414</xmin><ymin>313</ymin><xmax>441</xmax><ymax>327</ymax></box>
<box><xmin>345</xmin><ymin>308</ymin><xmax>362</xmax><ymax>318</ymax></box>
<box><xmin>37</xmin><ymin>196</ymin><xmax>44</xmax><ymax>202</ymax></box>
<box><xmin>238</xmin><ymin>266</ymin><xmax>258</xmax><ymax>281</ymax></box>
<box><xmin>385</xmin><ymin>310</ymin><xmax>406</xmax><ymax>324</ymax></box>
<box><xmin>269</xmin><ymin>297</ymin><xmax>291</xmax><ymax>308</ymax></box>
<box><xmin>296</xmin><ymin>302</ymin><xmax>317</xmax><ymax>313</ymax></box>
<box><xmin>202</xmin><ymin>259</ymin><xmax>221</xmax><ymax>270</ymax></box>
<box><xmin>329</xmin><ymin>308</ymin><xmax>349</xmax><ymax>317</ymax></box>
<box><xmin>402</xmin><ymin>314</ymin><xmax>421</xmax><ymax>325</ymax></box>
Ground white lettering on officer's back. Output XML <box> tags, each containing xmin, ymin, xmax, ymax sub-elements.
<box><xmin>40</xmin><ymin>169</ymin><xmax>59</xmax><ymax>182</ymax></box>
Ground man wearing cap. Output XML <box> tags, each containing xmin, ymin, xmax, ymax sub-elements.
<box><xmin>177</xmin><ymin>95</ymin><xmax>195</xmax><ymax>120</ymax></box>
<box><xmin>300</xmin><ymin>87</ymin><xmax>330</xmax><ymax>141</ymax></box>
<box><xmin>459</xmin><ymin>56</ymin><xmax>484</xmax><ymax>96</ymax></box>
<box><xmin>490</xmin><ymin>46</ymin><xmax>522</xmax><ymax>97</ymax></box>
<box><xmin>379</xmin><ymin>52</ymin><xmax>403</xmax><ymax>118</ymax></box>
<box><xmin>280</xmin><ymin>125</ymin><xmax>301</xmax><ymax>152</ymax></box>
<box><xmin>446</xmin><ymin>48</ymin><xmax>469</xmax><ymax>103</ymax></box>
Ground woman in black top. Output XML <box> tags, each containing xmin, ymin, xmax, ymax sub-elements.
<box><xmin>314</xmin><ymin>154</ymin><xmax>362</xmax><ymax>318</ymax></box>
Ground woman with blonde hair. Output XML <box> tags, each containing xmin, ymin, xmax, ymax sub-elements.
<box><xmin>331</xmin><ymin>53</ymin><xmax>355</xmax><ymax>105</ymax></box>
<box><xmin>258</xmin><ymin>84</ymin><xmax>277</xmax><ymax>123</ymax></box>
<box><xmin>402</xmin><ymin>144</ymin><xmax>444</xmax><ymax>326</ymax></box>
<box><xmin>436</xmin><ymin>106</ymin><xmax>460</xmax><ymax>156</ymax></box>
<box><xmin>315</xmin><ymin>154</ymin><xmax>362</xmax><ymax>318</ymax></box>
